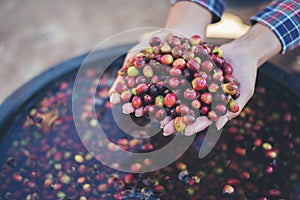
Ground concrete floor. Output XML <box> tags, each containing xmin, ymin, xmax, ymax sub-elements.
<box><xmin>0</xmin><ymin>0</ymin><xmax>299</xmax><ymax>104</ymax></box>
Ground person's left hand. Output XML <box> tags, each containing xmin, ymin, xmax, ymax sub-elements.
<box><xmin>163</xmin><ymin>41</ymin><xmax>258</xmax><ymax>136</ymax></box>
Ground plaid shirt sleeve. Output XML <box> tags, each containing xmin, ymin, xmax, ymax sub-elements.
<box><xmin>251</xmin><ymin>0</ymin><xmax>300</xmax><ymax>54</ymax></box>
<box><xmin>170</xmin><ymin>0</ymin><xmax>225</xmax><ymax>23</ymax></box>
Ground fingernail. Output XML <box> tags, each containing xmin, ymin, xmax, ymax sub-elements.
<box><xmin>184</xmin><ymin>131</ymin><xmax>194</xmax><ymax>136</ymax></box>
<box><xmin>163</xmin><ymin>131</ymin><xmax>172</xmax><ymax>136</ymax></box>
<box><xmin>216</xmin><ymin>117</ymin><xmax>228</xmax><ymax>131</ymax></box>
<box><xmin>110</xmin><ymin>93</ymin><xmax>121</xmax><ymax>104</ymax></box>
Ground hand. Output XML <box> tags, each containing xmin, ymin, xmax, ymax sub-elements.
<box><xmin>109</xmin><ymin>31</ymin><xmax>170</xmax><ymax>117</ymax></box>
<box><xmin>164</xmin><ymin>23</ymin><xmax>282</xmax><ymax>136</ymax></box>
<box><xmin>162</xmin><ymin>42</ymin><xmax>257</xmax><ymax>136</ymax></box>
<box><xmin>109</xmin><ymin>1</ymin><xmax>213</xmax><ymax>130</ymax></box>
<box><xmin>214</xmin><ymin>42</ymin><xmax>258</xmax><ymax>130</ymax></box>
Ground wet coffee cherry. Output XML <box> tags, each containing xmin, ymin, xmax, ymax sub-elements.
<box><xmin>175</xmin><ymin>104</ymin><xmax>190</xmax><ymax>116</ymax></box>
<box><xmin>136</xmin><ymin>83</ymin><xmax>148</xmax><ymax>95</ymax></box>
<box><xmin>201</xmin><ymin>60</ymin><xmax>214</xmax><ymax>72</ymax></box>
<box><xmin>120</xmin><ymin>91</ymin><xmax>132</xmax><ymax>102</ymax></box>
<box><xmin>183</xmin><ymin>114</ymin><xmax>196</xmax><ymax>125</ymax></box>
<box><xmin>200</xmin><ymin>92</ymin><xmax>212</xmax><ymax>105</ymax></box>
<box><xmin>155</xmin><ymin>109</ymin><xmax>167</xmax><ymax>121</ymax></box>
<box><xmin>224</xmin><ymin>75</ymin><xmax>238</xmax><ymax>84</ymax></box>
<box><xmin>143</xmin><ymin>65</ymin><xmax>154</xmax><ymax>78</ymax></box>
<box><xmin>168</xmin><ymin>77</ymin><xmax>180</xmax><ymax>89</ymax></box>
<box><xmin>212</xmin><ymin>47</ymin><xmax>222</xmax><ymax>57</ymax></box>
<box><xmin>169</xmin><ymin>68</ymin><xmax>182</xmax><ymax>77</ymax></box>
<box><xmin>164</xmin><ymin>93</ymin><xmax>177</xmax><ymax>108</ymax></box>
<box><xmin>174</xmin><ymin>116</ymin><xmax>186</xmax><ymax>132</ymax></box>
<box><xmin>222</xmin><ymin>82</ymin><xmax>239</xmax><ymax>95</ymax></box>
<box><xmin>214</xmin><ymin>92</ymin><xmax>227</xmax><ymax>103</ymax></box>
<box><xmin>169</xmin><ymin>37</ymin><xmax>181</xmax><ymax>47</ymax></box>
<box><xmin>200</xmin><ymin>105</ymin><xmax>210</xmax><ymax>115</ymax></box>
<box><xmin>143</xmin><ymin>94</ymin><xmax>153</xmax><ymax>104</ymax></box>
<box><xmin>160</xmin><ymin>42</ymin><xmax>171</xmax><ymax>53</ymax></box>
<box><xmin>187</xmin><ymin>59</ymin><xmax>200</xmax><ymax>72</ymax></box>
<box><xmin>208</xmin><ymin>83</ymin><xmax>219</xmax><ymax>93</ymax></box>
<box><xmin>189</xmin><ymin>35</ymin><xmax>201</xmax><ymax>46</ymax></box>
<box><xmin>171</xmin><ymin>46</ymin><xmax>183</xmax><ymax>58</ymax></box>
<box><xmin>191</xmin><ymin>100</ymin><xmax>201</xmax><ymax>109</ymax></box>
<box><xmin>149</xmin><ymin>85</ymin><xmax>159</xmax><ymax>96</ymax></box>
<box><xmin>161</xmin><ymin>54</ymin><xmax>173</xmax><ymax>65</ymax></box>
<box><xmin>131</xmin><ymin>96</ymin><xmax>142</xmax><ymax>109</ymax></box>
<box><xmin>228</xmin><ymin>99</ymin><xmax>239</xmax><ymax>113</ymax></box>
<box><xmin>208</xmin><ymin>110</ymin><xmax>218</xmax><ymax>122</ymax></box>
<box><xmin>127</xmin><ymin>66</ymin><xmax>139</xmax><ymax>77</ymax></box>
<box><xmin>149</xmin><ymin>36</ymin><xmax>161</xmax><ymax>47</ymax></box>
<box><xmin>184</xmin><ymin>88</ymin><xmax>197</xmax><ymax>100</ymax></box>
<box><xmin>135</xmin><ymin>75</ymin><xmax>147</xmax><ymax>85</ymax></box>
<box><xmin>212</xmin><ymin>69</ymin><xmax>224</xmax><ymax>83</ymax></box>
<box><xmin>183</xmin><ymin>69</ymin><xmax>192</xmax><ymax>80</ymax></box>
<box><xmin>134</xmin><ymin>58</ymin><xmax>146</xmax><ymax>68</ymax></box>
<box><xmin>183</xmin><ymin>51</ymin><xmax>195</xmax><ymax>60</ymax></box>
<box><xmin>172</xmin><ymin>58</ymin><xmax>186</xmax><ymax>70</ymax></box>
<box><xmin>155</xmin><ymin>95</ymin><xmax>164</xmax><ymax>107</ymax></box>
<box><xmin>192</xmin><ymin>77</ymin><xmax>207</xmax><ymax>91</ymax></box>
<box><xmin>215</xmin><ymin>104</ymin><xmax>227</xmax><ymax>115</ymax></box>
<box><xmin>222</xmin><ymin>62</ymin><xmax>233</xmax><ymax>75</ymax></box>
<box><xmin>143</xmin><ymin>105</ymin><xmax>155</xmax><ymax>116</ymax></box>
<box><xmin>126</xmin><ymin>77</ymin><xmax>136</xmax><ymax>88</ymax></box>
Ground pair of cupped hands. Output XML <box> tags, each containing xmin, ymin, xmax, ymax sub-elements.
<box><xmin>109</xmin><ymin>29</ymin><xmax>258</xmax><ymax>136</ymax></box>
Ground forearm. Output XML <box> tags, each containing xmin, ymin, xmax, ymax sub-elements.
<box><xmin>165</xmin><ymin>1</ymin><xmax>213</xmax><ymax>39</ymax></box>
<box><xmin>227</xmin><ymin>23</ymin><xmax>281</xmax><ymax>68</ymax></box>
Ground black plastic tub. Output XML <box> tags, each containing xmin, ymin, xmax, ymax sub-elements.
<box><xmin>1</xmin><ymin>44</ymin><xmax>300</xmax><ymax>199</ymax></box>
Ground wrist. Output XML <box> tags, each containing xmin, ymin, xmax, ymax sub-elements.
<box><xmin>231</xmin><ymin>23</ymin><xmax>281</xmax><ymax>67</ymax></box>
<box><xmin>165</xmin><ymin>1</ymin><xmax>212</xmax><ymax>39</ymax></box>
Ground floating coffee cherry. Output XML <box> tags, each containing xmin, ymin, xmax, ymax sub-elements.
<box><xmin>114</xmin><ymin>34</ymin><xmax>241</xmax><ymax>133</ymax></box>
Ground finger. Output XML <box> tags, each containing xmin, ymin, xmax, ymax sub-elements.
<box><xmin>216</xmin><ymin>94</ymin><xmax>250</xmax><ymax>130</ymax></box>
<box><xmin>108</xmin><ymin>76</ymin><xmax>125</xmax><ymax>96</ymax></box>
<box><xmin>216</xmin><ymin>114</ymin><xmax>230</xmax><ymax>131</ymax></box>
<box><xmin>184</xmin><ymin>116</ymin><xmax>212</xmax><ymax>136</ymax></box>
<box><xmin>160</xmin><ymin>116</ymin><xmax>172</xmax><ymax>128</ymax></box>
<box><xmin>110</xmin><ymin>92</ymin><xmax>121</xmax><ymax>104</ymax></box>
<box><xmin>122</xmin><ymin>102</ymin><xmax>135</xmax><ymax>114</ymax></box>
<box><xmin>135</xmin><ymin>107</ymin><xmax>144</xmax><ymax>117</ymax></box>
<box><xmin>163</xmin><ymin>119</ymin><xmax>176</xmax><ymax>136</ymax></box>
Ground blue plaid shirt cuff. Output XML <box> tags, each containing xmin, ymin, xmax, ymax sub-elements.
<box><xmin>251</xmin><ymin>0</ymin><xmax>300</xmax><ymax>54</ymax></box>
<box><xmin>170</xmin><ymin>0</ymin><xmax>225</xmax><ymax>23</ymax></box>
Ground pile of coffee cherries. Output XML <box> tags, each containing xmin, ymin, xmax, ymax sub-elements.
<box><xmin>113</xmin><ymin>34</ymin><xmax>240</xmax><ymax>133</ymax></box>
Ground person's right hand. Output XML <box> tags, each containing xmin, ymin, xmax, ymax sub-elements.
<box><xmin>108</xmin><ymin>31</ymin><xmax>175</xmax><ymax>117</ymax></box>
